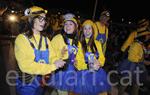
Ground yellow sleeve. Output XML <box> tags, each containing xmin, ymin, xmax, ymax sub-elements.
<box><xmin>94</xmin><ymin>22</ymin><xmax>98</xmax><ymax>39</ymax></box>
<box><xmin>121</xmin><ymin>31</ymin><xmax>137</xmax><ymax>52</ymax></box>
<box><xmin>14</xmin><ymin>34</ymin><xmax>56</xmax><ymax>75</ymax></box>
<box><xmin>47</xmin><ymin>37</ymin><xmax>59</xmax><ymax>65</ymax></box>
<box><xmin>51</xmin><ymin>34</ymin><xmax>68</xmax><ymax>60</ymax></box>
<box><xmin>128</xmin><ymin>42</ymin><xmax>144</xmax><ymax>62</ymax></box>
<box><xmin>75</xmin><ymin>42</ymin><xmax>87</xmax><ymax>70</ymax></box>
<box><xmin>102</xmin><ymin>28</ymin><xmax>108</xmax><ymax>55</ymax></box>
<box><xmin>95</xmin><ymin>40</ymin><xmax>105</xmax><ymax>67</ymax></box>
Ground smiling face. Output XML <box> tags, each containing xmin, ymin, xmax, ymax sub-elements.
<box><xmin>83</xmin><ymin>24</ymin><xmax>93</xmax><ymax>38</ymax></box>
<box><xmin>64</xmin><ymin>20</ymin><xmax>76</xmax><ymax>34</ymax></box>
<box><xmin>33</xmin><ymin>13</ymin><xmax>47</xmax><ymax>32</ymax></box>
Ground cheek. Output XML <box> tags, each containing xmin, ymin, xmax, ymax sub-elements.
<box><xmin>83</xmin><ymin>31</ymin><xmax>87</xmax><ymax>35</ymax></box>
<box><xmin>33</xmin><ymin>23</ymin><xmax>38</xmax><ymax>29</ymax></box>
<box><xmin>64</xmin><ymin>26</ymin><xmax>67</xmax><ymax>31</ymax></box>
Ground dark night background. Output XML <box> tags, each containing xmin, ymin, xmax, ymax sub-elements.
<box><xmin>1</xmin><ymin>0</ymin><xmax>149</xmax><ymax>22</ymax></box>
<box><xmin>22</xmin><ymin>0</ymin><xmax>150</xmax><ymax>22</ymax></box>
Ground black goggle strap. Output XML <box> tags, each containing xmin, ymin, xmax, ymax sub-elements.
<box><xmin>44</xmin><ymin>37</ymin><xmax>48</xmax><ymax>49</ymax></box>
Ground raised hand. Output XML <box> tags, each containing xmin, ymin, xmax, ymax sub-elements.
<box><xmin>61</xmin><ymin>46</ymin><xmax>68</xmax><ymax>58</ymax></box>
<box><xmin>54</xmin><ymin>59</ymin><xmax>66</xmax><ymax>69</ymax></box>
<box><xmin>93</xmin><ymin>59</ymin><xmax>100</xmax><ymax>70</ymax></box>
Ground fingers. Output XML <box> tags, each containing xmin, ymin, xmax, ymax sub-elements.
<box><xmin>61</xmin><ymin>46</ymin><xmax>68</xmax><ymax>57</ymax></box>
<box><xmin>55</xmin><ymin>59</ymin><xmax>66</xmax><ymax>69</ymax></box>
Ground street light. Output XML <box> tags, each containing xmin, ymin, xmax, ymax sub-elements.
<box><xmin>8</xmin><ymin>14</ymin><xmax>17</xmax><ymax>22</ymax></box>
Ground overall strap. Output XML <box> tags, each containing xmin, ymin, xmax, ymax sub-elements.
<box><xmin>93</xmin><ymin>42</ymin><xmax>99</xmax><ymax>59</ymax></box>
<box><xmin>24</xmin><ymin>34</ymin><xmax>43</xmax><ymax>50</ymax></box>
<box><xmin>38</xmin><ymin>35</ymin><xmax>42</xmax><ymax>50</ymax></box>
<box><xmin>67</xmin><ymin>38</ymin><xmax>71</xmax><ymax>45</ymax></box>
<box><xmin>24</xmin><ymin>34</ymin><xmax>35</xmax><ymax>49</ymax></box>
<box><xmin>44</xmin><ymin>37</ymin><xmax>49</xmax><ymax>49</ymax></box>
<box><xmin>95</xmin><ymin>22</ymin><xmax>106</xmax><ymax>34</ymax></box>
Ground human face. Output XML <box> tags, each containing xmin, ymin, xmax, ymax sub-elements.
<box><xmin>83</xmin><ymin>25</ymin><xmax>93</xmax><ymax>38</ymax></box>
<box><xmin>100</xmin><ymin>15</ymin><xmax>110</xmax><ymax>24</ymax></box>
<box><xmin>33</xmin><ymin>13</ymin><xmax>47</xmax><ymax>32</ymax></box>
<box><xmin>64</xmin><ymin>20</ymin><xmax>76</xmax><ymax>34</ymax></box>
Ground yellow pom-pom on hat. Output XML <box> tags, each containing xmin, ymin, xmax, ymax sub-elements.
<box><xmin>21</xmin><ymin>6</ymin><xmax>47</xmax><ymax>20</ymax></box>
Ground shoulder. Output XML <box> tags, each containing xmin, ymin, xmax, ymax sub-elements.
<box><xmin>15</xmin><ymin>34</ymin><xmax>27</xmax><ymax>43</ymax></box>
<box><xmin>130</xmin><ymin>42</ymin><xmax>142</xmax><ymax>49</ymax></box>
<box><xmin>95</xmin><ymin>21</ymin><xmax>101</xmax><ymax>25</ymax></box>
<box><xmin>52</xmin><ymin>34</ymin><xmax>63</xmax><ymax>41</ymax></box>
<box><xmin>51</xmin><ymin>34</ymin><xmax>65</xmax><ymax>46</ymax></box>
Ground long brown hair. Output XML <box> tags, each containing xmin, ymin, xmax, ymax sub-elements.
<box><xmin>23</xmin><ymin>16</ymin><xmax>48</xmax><ymax>38</ymax></box>
<box><xmin>80</xmin><ymin>26</ymin><xmax>97</xmax><ymax>54</ymax></box>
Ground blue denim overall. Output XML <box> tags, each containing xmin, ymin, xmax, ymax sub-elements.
<box><xmin>96</xmin><ymin>33</ymin><xmax>106</xmax><ymax>45</ymax></box>
<box><xmin>85</xmin><ymin>52</ymin><xmax>99</xmax><ymax>69</ymax></box>
<box><xmin>16</xmin><ymin>35</ymin><xmax>49</xmax><ymax>95</ymax></box>
<box><xmin>73</xmin><ymin>48</ymin><xmax>111</xmax><ymax>95</ymax></box>
<box><xmin>48</xmin><ymin>38</ymin><xmax>78</xmax><ymax>91</ymax></box>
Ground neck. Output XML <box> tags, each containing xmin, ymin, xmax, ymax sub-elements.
<box><xmin>32</xmin><ymin>29</ymin><xmax>40</xmax><ymax>35</ymax></box>
<box><xmin>65</xmin><ymin>32</ymin><xmax>75</xmax><ymax>39</ymax></box>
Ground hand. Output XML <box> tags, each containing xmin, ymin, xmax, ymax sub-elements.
<box><xmin>54</xmin><ymin>59</ymin><xmax>66</xmax><ymax>69</ymax></box>
<box><xmin>93</xmin><ymin>59</ymin><xmax>100</xmax><ymax>70</ymax></box>
<box><xmin>74</xmin><ymin>59</ymin><xmax>78</xmax><ymax>65</ymax></box>
<box><xmin>61</xmin><ymin>46</ymin><xmax>68</xmax><ymax>58</ymax></box>
<box><xmin>93</xmin><ymin>63</ymin><xmax>100</xmax><ymax>70</ymax></box>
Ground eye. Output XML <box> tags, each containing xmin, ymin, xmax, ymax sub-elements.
<box><xmin>24</xmin><ymin>8</ymin><xmax>30</xmax><ymax>16</ymax></box>
<box><xmin>38</xmin><ymin>16</ymin><xmax>47</xmax><ymax>22</ymax></box>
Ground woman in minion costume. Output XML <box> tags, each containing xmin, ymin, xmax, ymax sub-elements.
<box><xmin>95</xmin><ymin>11</ymin><xmax>110</xmax><ymax>55</ymax></box>
<box><xmin>48</xmin><ymin>17</ymin><xmax>86</xmax><ymax>95</ymax></box>
<box><xmin>14</xmin><ymin>6</ymin><xmax>66</xmax><ymax>95</ymax></box>
<box><xmin>72</xmin><ymin>20</ymin><xmax>111</xmax><ymax>95</ymax></box>
<box><xmin>118</xmin><ymin>32</ymin><xmax>149</xmax><ymax>95</ymax></box>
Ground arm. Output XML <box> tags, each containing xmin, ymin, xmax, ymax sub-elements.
<box><xmin>121</xmin><ymin>31</ymin><xmax>137</xmax><ymax>52</ymax></box>
<box><xmin>50</xmin><ymin>34</ymin><xmax>68</xmax><ymax>60</ymax></box>
<box><xmin>95</xmin><ymin>40</ymin><xmax>105</xmax><ymax>67</ymax></box>
<box><xmin>75</xmin><ymin>42</ymin><xmax>87</xmax><ymax>70</ymax></box>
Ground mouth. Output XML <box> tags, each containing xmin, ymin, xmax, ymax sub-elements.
<box><xmin>86</xmin><ymin>32</ymin><xmax>91</xmax><ymax>36</ymax></box>
<box><xmin>87</xmin><ymin>32</ymin><xmax>91</xmax><ymax>35</ymax></box>
<box><xmin>40</xmin><ymin>25</ymin><xmax>44</xmax><ymax>28</ymax></box>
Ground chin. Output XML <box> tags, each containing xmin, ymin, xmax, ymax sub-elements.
<box><xmin>38</xmin><ymin>28</ymin><xmax>44</xmax><ymax>32</ymax></box>
<box><xmin>66</xmin><ymin>31</ymin><xmax>73</xmax><ymax>34</ymax></box>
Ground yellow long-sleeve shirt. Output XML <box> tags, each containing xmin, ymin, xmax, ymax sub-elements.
<box><xmin>51</xmin><ymin>34</ymin><xmax>87</xmax><ymax>70</ymax></box>
<box><xmin>128</xmin><ymin>42</ymin><xmax>144</xmax><ymax>63</ymax></box>
<box><xmin>95</xmin><ymin>21</ymin><xmax>108</xmax><ymax>54</ymax></box>
<box><xmin>14</xmin><ymin>34</ymin><xmax>57</xmax><ymax>75</ymax></box>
